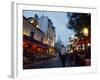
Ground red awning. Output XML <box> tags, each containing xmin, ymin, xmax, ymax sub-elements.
<box><xmin>77</xmin><ymin>37</ymin><xmax>90</xmax><ymax>45</ymax></box>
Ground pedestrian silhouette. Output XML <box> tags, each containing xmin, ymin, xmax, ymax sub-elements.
<box><xmin>60</xmin><ymin>45</ymin><xmax>66</xmax><ymax>67</ymax></box>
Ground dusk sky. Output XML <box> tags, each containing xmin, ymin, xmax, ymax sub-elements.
<box><xmin>23</xmin><ymin>10</ymin><xmax>75</xmax><ymax>45</ymax></box>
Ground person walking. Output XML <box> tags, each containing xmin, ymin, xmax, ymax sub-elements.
<box><xmin>60</xmin><ymin>45</ymin><xmax>66</xmax><ymax>67</ymax></box>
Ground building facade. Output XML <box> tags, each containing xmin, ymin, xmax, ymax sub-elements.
<box><xmin>23</xmin><ymin>16</ymin><xmax>47</xmax><ymax>44</ymax></box>
<box><xmin>23</xmin><ymin>16</ymin><xmax>56</xmax><ymax>60</ymax></box>
<box><xmin>38</xmin><ymin>15</ymin><xmax>56</xmax><ymax>47</ymax></box>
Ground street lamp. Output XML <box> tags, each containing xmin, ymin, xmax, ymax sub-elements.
<box><xmin>82</xmin><ymin>27</ymin><xmax>89</xmax><ymax>36</ymax></box>
<box><xmin>87</xmin><ymin>43</ymin><xmax>90</xmax><ymax>46</ymax></box>
<box><xmin>82</xmin><ymin>46</ymin><xmax>85</xmax><ymax>50</ymax></box>
<box><xmin>71</xmin><ymin>50</ymin><xmax>73</xmax><ymax>53</ymax></box>
<box><xmin>36</xmin><ymin>24</ymin><xmax>39</xmax><ymax>28</ymax></box>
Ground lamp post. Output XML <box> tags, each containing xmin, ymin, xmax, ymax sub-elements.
<box><xmin>82</xmin><ymin>27</ymin><xmax>89</xmax><ymax>36</ymax></box>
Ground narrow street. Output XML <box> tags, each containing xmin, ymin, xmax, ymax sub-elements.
<box><xmin>23</xmin><ymin>55</ymin><xmax>75</xmax><ymax>69</ymax></box>
<box><xmin>23</xmin><ymin>12</ymin><xmax>91</xmax><ymax>69</ymax></box>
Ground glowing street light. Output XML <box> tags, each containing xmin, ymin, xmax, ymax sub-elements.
<box><xmin>82</xmin><ymin>27</ymin><xmax>89</xmax><ymax>36</ymax></box>
<box><xmin>76</xmin><ymin>46</ymin><xmax>79</xmax><ymax>50</ymax></box>
<box><xmin>71</xmin><ymin>50</ymin><xmax>73</xmax><ymax>53</ymax></box>
<box><xmin>87</xmin><ymin>43</ymin><xmax>90</xmax><ymax>46</ymax></box>
<box><xmin>36</xmin><ymin>25</ymin><xmax>39</xmax><ymax>28</ymax></box>
<box><xmin>82</xmin><ymin>44</ymin><xmax>85</xmax><ymax>47</ymax></box>
<box><xmin>82</xmin><ymin>46</ymin><xmax>85</xmax><ymax>50</ymax></box>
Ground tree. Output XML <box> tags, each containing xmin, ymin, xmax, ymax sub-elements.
<box><xmin>67</xmin><ymin>13</ymin><xmax>91</xmax><ymax>38</ymax></box>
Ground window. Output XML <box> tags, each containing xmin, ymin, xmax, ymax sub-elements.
<box><xmin>30</xmin><ymin>31</ymin><xmax>34</xmax><ymax>39</ymax></box>
<box><xmin>41</xmin><ymin>37</ymin><xmax>43</xmax><ymax>43</ymax></box>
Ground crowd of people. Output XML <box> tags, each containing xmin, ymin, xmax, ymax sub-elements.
<box><xmin>58</xmin><ymin>45</ymin><xmax>90</xmax><ymax>67</ymax></box>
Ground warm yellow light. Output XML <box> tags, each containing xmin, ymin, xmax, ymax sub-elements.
<box><xmin>30</xmin><ymin>20</ymin><xmax>34</xmax><ymax>23</ymax></box>
<box><xmin>23</xmin><ymin>32</ymin><xmax>29</xmax><ymax>36</ymax></box>
<box><xmin>82</xmin><ymin>47</ymin><xmax>85</xmax><ymax>50</ymax></box>
<box><xmin>75</xmin><ymin>36</ymin><xmax>78</xmax><ymax>39</ymax></box>
<box><xmin>83</xmin><ymin>44</ymin><xmax>85</xmax><ymax>47</ymax></box>
<box><xmin>71</xmin><ymin>50</ymin><xmax>73</xmax><ymax>53</ymax></box>
<box><xmin>76</xmin><ymin>47</ymin><xmax>78</xmax><ymax>50</ymax></box>
<box><xmin>36</xmin><ymin>25</ymin><xmax>39</xmax><ymax>28</ymax></box>
<box><xmin>83</xmin><ymin>28</ymin><xmax>88</xmax><ymax>36</ymax></box>
<box><xmin>45</xmin><ymin>40</ymin><xmax>48</xmax><ymax>44</ymax></box>
<box><xmin>87</xmin><ymin>43</ymin><xmax>90</xmax><ymax>46</ymax></box>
